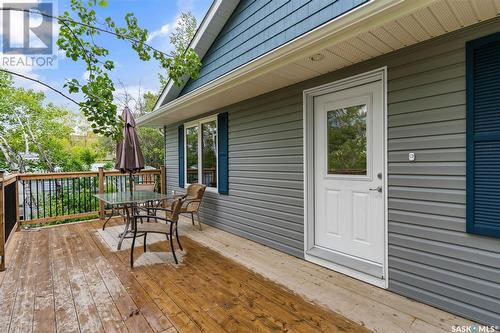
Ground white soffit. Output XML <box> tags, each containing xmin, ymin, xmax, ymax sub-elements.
<box><xmin>139</xmin><ymin>0</ymin><xmax>500</xmax><ymax>127</ymax></box>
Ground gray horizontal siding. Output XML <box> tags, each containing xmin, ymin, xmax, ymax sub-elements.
<box><xmin>162</xmin><ymin>18</ymin><xmax>500</xmax><ymax>325</ymax></box>
<box><xmin>164</xmin><ymin>87</ymin><xmax>305</xmax><ymax>258</ymax></box>
<box><xmin>385</xmin><ymin>21</ymin><xmax>500</xmax><ymax>326</ymax></box>
<box><xmin>181</xmin><ymin>0</ymin><xmax>367</xmax><ymax>94</ymax></box>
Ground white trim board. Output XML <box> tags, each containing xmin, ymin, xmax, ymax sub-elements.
<box><xmin>303</xmin><ymin>67</ymin><xmax>388</xmax><ymax>289</ymax></box>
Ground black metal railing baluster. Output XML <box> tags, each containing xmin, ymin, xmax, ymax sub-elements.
<box><xmin>42</xmin><ymin>179</ymin><xmax>46</xmax><ymax>218</ymax></box>
<box><xmin>88</xmin><ymin>177</ymin><xmax>91</xmax><ymax>212</ymax></box>
<box><xmin>35</xmin><ymin>179</ymin><xmax>39</xmax><ymax>219</ymax></box>
<box><xmin>22</xmin><ymin>180</ymin><xmax>26</xmax><ymax>221</ymax></box>
<box><xmin>77</xmin><ymin>178</ymin><xmax>80</xmax><ymax>213</ymax></box>
<box><xmin>61</xmin><ymin>178</ymin><xmax>65</xmax><ymax>216</ymax></box>
<box><xmin>66</xmin><ymin>178</ymin><xmax>70</xmax><ymax>216</ymax></box>
<box><xmin>49</xmin><ymin>179</ymin><xmax>53</xmax><ymax>217</ymax></box>
<box><xmin>71</xmin><ymin>178</ymin><xmax>74</xmax><ymax>214</ymax></box>
<box><xmin>93</xmin><ymin>176</ymin><xmax>98</xmax><ymax>210</ymax></box>
<box><xmin>88</xmin><ymin>177</ymin><xmax>92</xmax><ymax>211</ymax></box>
<box><xmin>29</xmin><ymin>180</ymin><xmax>33</xmax><ymax>220</ymax></box>
<box><xmin>55</xmin><ymin>179</ymin><xmax>58</xmax><ymax>217</ymax></box>
<box><xmin>84</xmin><ymin>177</ymin><xmax>87</xmax><ymax>212</ymax></box>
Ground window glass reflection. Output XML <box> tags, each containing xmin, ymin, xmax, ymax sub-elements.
<box><xmin>202</xmin><ymin>120</ymin><xmax>217</xmax><ymax>187</ymax></box>
<box><xmin>186</xmin><ymin>126</ymin><xmax>199</xmax><ymax>183</ymax></box>
<box><xmin>327</xmin><ymin>104</ymin><xmax>367</xmax><ymax>175</ymax></box>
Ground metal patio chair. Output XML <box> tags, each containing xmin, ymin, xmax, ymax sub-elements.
<box><xmin>130</xmin><ymin>198</ymin><xmax>183</xmax><ymax>267</ymax></box>
<box><xmin>173</xmin><ymin>183</ymin><xmax>207</xmax><ymax>230</ymax></box>
<box><xmin>134</xmin><ymin>182</ymin><xmax>162</xmax><ymax>213</ymax></box>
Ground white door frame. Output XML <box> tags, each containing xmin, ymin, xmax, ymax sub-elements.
<box><xmin>303</xmin><ymin>67</ymin><xmax>388</xmax><ymax>288</ymax></box>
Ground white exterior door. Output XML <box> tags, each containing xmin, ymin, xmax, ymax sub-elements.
<box><xmin>311</xmin><ymin>79</ymin><xmax>385</xmax><ymax>279</ymax></box>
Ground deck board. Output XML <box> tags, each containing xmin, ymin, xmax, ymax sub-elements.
<box><xmin>9</xmin><ymin>231</ymin><xmax>38</xmax><ymax>333</ymax></box>
<box><xmin>33</xmin><ymin>228</ymin><xmax>56</xmax><ymax>333</ymax></box>
<box><xmin>0</xmin><ymin>230</ymin><xmax>29</xmax><ymax>332</ymax></box>
<box><xmin>176</xmin><ymin>219</ymin><xmax>473</xmax><ymax>333</ymax></box>
<box><xmin>0</xmin><ymin>219</ymin><xmax>370</xmax><ymax>333</ymax></box>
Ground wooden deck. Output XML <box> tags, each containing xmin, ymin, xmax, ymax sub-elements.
<box><xmin>0</xmin><ymin>218</ymin><xmax>370</xmax><ymax>333</ymax></box>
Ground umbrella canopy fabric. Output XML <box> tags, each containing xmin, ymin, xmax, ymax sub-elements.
<box><xmin>115</xmin><ymin>107</ymin><xmax>145</xmax><ymax>174</ymax></box>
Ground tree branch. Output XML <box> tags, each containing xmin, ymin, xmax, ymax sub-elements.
<box><xmin>1</xmin><ymin>7</ymin><xmax>173</xmax><ymax>59</ymax></box>
<box><xmin>58</xmin><ymin>18</ymin><xmax>98</xmax><ymax>78</ymax></box>
<box><xmin>0</xmin><ymin>132</ymin><xmax>25</xmax><ymax>172</ymax></box>
<box><xmin>0</xmin><ymin>69</ymin><xmax>81</xmax><ymax>106</ymax></box>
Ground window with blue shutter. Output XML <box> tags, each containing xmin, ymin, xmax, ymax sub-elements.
<box><xmin>466</xmin><ymin>32</ymin><xmax>500</xmax><ymax>238</ymax></box>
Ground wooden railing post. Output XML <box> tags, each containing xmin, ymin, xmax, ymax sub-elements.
<box><xmin>98</xmin><ymin>167</ymin><xmax>105</xmax><ymax>220</ymax></box>
<box><xmin>160</xmin><ymin>166</ymin><xmax>166</xmax><ymax>195</ymax></box>
<box><xmin>0</xmin><ymin>171</ymin><xmax>5</xmax><ymax>271</ymax></box>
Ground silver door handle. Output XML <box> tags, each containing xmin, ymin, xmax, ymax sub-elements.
<box><xmin>369</xmin><ymin>186</ymin><xmax>382</xmax><ymax>193</ymax></box>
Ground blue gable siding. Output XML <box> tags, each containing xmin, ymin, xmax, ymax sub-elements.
<box><xmin>181</xmin><ymin>0</ymin><xmax>368</xmax><ymax>94</ymax></box>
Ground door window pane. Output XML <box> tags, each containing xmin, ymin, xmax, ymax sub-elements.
<box><xmin>186</xmin><ymin>126</ymin><xmax>199</xmax><ymax>183</ymax></box>
<box><xmin>202</xmin><ymin>120</ymin><xmax>217</xmax><ymax>187</ymax></box>
<box><xmin>327</xmin><ymin>104</ymin><xmax>367</xmax><ymax>175</ymax></box>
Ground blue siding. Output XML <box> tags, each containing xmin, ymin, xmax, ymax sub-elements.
<box><xmin>181</xmin><ymin>0</ymin><xmax>368</xmax><ymax>94</ymax></box>
<box><xmin>466</xmin><ymin>32</ymin><xmax>500</xmax><ymax>238</ymax></box>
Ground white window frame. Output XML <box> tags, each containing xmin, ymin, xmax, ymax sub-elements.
<box><xmin>184</xmin><ymin>115</ymin><xmax>218</xmax><ymax>192</ymax></box>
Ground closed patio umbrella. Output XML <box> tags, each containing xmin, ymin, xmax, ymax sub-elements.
<box><xmin>115</xmin><ymin>107</ymin><xmax>145</xmax><ymax>193</ymax></box>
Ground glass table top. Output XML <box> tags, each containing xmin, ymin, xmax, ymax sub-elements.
<box><xmin>93</xmin><ymin>190</ymin><xmax>169</xmax><ymax>205</ymax></box>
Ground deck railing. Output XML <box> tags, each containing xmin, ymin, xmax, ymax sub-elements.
<box><xmin>187</xmin><ymin>168</ymin><xmax>217</xmax><ymax>187</ymax></box>
<box><xmin>0</xmin><ymin>167</ymin><xmax>166</xmax><ymax>271</ymax></box>
<box><xmin>0</xmin><ymin>172</ymin><xmax>18</xmax><ymax>271</ymax></box>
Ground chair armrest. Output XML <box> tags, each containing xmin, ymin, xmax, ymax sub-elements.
<box><xmin>133</xmin><ymin>214</ymin><xmax>177</xmax><ymax>226</ymax></box>
<box><xmin>133</xmin><ymin>214</ymin><xmax>169</xmax><ymax>223</ymax></box>
<box><xmin>184</xmin><ymin>199</ymin><xmax>201</xmax><ymax>210</ymax></box>
<box><xmin>152</xmin><ymin>207</ymin><xmax>175</xmax><ymax>214</ymax></box>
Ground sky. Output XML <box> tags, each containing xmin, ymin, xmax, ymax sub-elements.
<box><xmin>1</xmin><ymin>0</ymin><xmax>213</xmax><ymax>112</ymax></box>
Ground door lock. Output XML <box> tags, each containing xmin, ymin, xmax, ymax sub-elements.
<box><xmin>369</xmin><ymin>186</ymin><xmax>382</xmax><ymax>193</ymax></box>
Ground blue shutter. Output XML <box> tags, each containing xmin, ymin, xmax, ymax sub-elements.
<box><xmin>218</xmin><ymin>112</ymin><xmax>229</xmax><ymax>195</ymax></box>
<box><xmin>178</xmin><ymin>125</ymin><xmax>185</xmax><ymax>188</ymax></box>
<box><xmin>466</xmin><ymin>32</ymin><xmax>500</xmax><ymax>238</ymax></box>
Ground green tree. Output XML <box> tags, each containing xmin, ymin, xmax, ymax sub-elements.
<box><xmin>1</xmin><ymin>1</ymin><xmax>201</xmax><ymax>140</ymax></box>
<box><xmin>0</xmin><ymin>72</ymin><xmax>106</xmax><ymax>173</ymax></box>
<box><xmin>0</xmin><ymin>72</ymin><xmax>74</xmax><ymax>172</ymax></box>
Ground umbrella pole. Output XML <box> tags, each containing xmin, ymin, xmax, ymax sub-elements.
<box><xmin>129</xmin><ymin>172</ymin><xmax>134</xmax><ymax>194</ymax></box>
